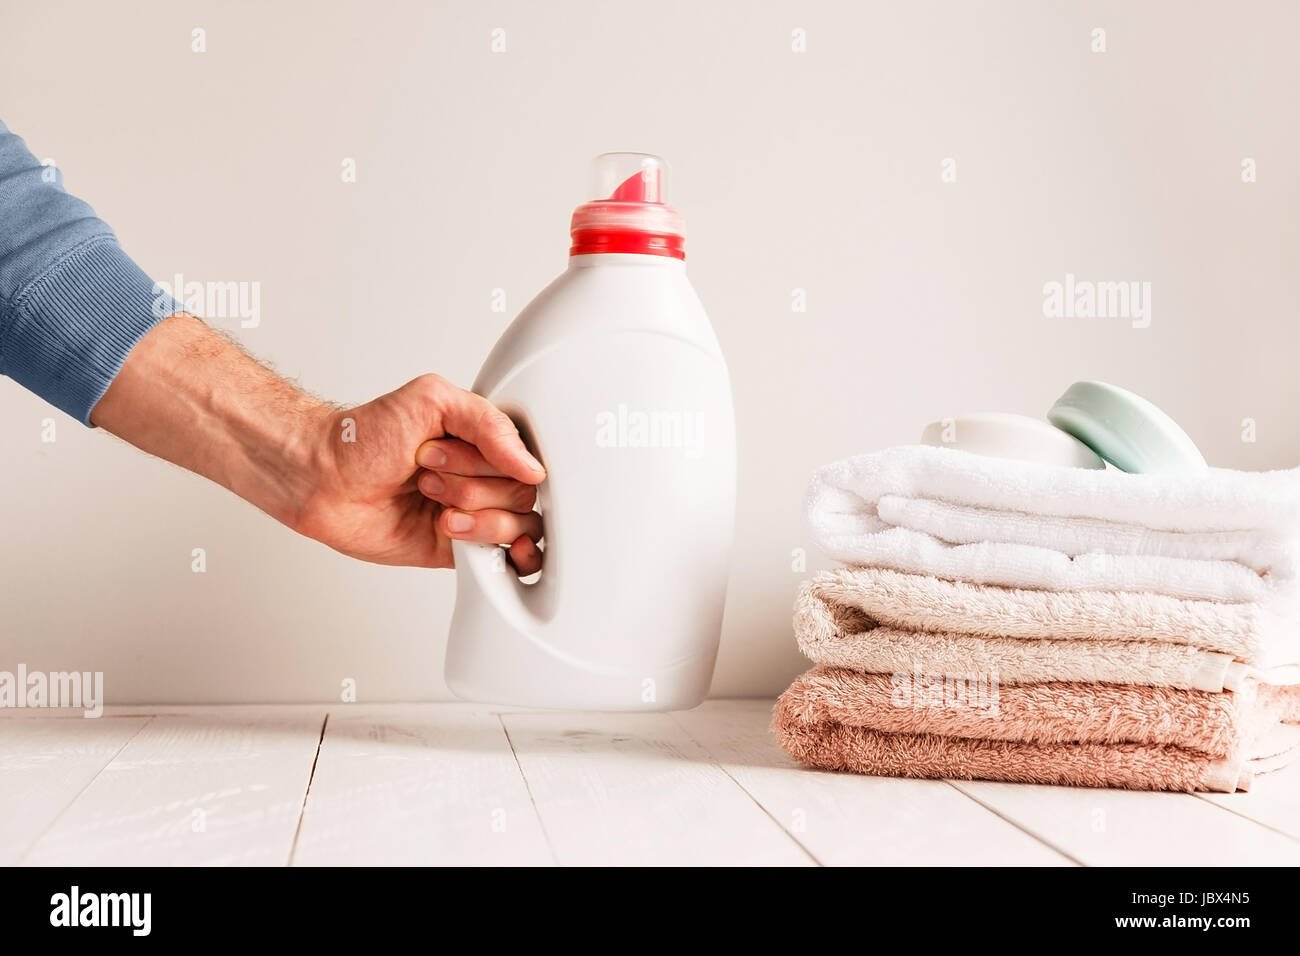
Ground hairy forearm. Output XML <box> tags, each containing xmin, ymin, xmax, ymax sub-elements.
<box><xmin>90</xmin><ymin>313</ymin><xmax>331</xmax><ymax>531</ymax></box>
<box><xmin>86</xmin><ymin>311</ymin><xmax>544</xmax><ymax>570</ymax></box>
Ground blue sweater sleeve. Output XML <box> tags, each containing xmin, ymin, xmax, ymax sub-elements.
<box><xmin>0</xmin><ymin>120</ymin><xmax>173</xmax><ymax>425</ymax></box>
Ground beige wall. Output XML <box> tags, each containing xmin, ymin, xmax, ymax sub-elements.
<box><xmin>2</xmin><ymin>0</ymin><xmax>1297</xmax><ymax>703</ymax></box>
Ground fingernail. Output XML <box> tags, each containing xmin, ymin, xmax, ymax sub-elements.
<box><xmin>446</xmin><ymin>511</ymin><xmax>474</xmax><ymax>533</ymax></box>
<box><xmin>417</xmin><ymin>443</ymin><xmax>448</xmax><ymax>468</ymax></box>
<box><xmin>421</xmin><ymin>472</ymin><xmax>444</xmax><ymax>495</ymax></box>
<box><xmin>524</xmin><ymin>453</ymin><xmax>544</xmax><ymax>475</ymax></box>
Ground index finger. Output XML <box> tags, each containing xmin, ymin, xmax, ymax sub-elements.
<box><xmin>437</xmin><ymin>388</ymin><xmax>546</xmax><ymax>485</ymax></box>
<box><xmin>416</xmin><ymin>438</ymin><xmax>508</xmax><ymax>477</ymax></box>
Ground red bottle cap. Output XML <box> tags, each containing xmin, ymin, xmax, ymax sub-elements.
<box><xmin>570</xmin><ymin>153</ymin><xmax>685</xmax><ymax>260</ymax></box>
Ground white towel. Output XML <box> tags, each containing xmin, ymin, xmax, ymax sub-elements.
<box><xmin>806</xmin><ymin>445</ymin><xmax>1300</xmax><ymax>602</ymax></box>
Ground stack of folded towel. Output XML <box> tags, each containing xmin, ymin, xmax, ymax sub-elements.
<box><xmin>773</xmin><ymin>445</ymin><xmax>1300</xmax><ymax>792</ymax></box>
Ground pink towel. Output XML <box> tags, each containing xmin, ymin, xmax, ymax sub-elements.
<box><xmin>773</xmin><ymin>667</ymin><xmax>1300</xmax><ymax>792</ymax></box>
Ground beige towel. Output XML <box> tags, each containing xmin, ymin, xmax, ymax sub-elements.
<box><xmin>773</xmin><ymin>667</ymin><xmax>1300</xmax><ymax>792</ymax></box>
<box><xmin>796</xmin><ymin>567</ymin><xmax>1300</xmax><ymax>691</ymax></box>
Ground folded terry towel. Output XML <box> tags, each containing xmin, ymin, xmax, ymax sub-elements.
<box><xmin>805</xmin><ymin>445</ymin><xmax>1300</xmax><ymax>602</ymax></box>
<box><xmin>797</xmin><ymin>568</ymin><xmax>1300</xmax><ymax>691</ymax></box>
<box><xmin>773</xmin><ymin>667</ymin><xmax>1300</xmax><ymax>792</ymax></box>
<box><xmin>775</xmin><ymin>723</ymin><xmax>1293</xmax><ymax>793</ymax></box>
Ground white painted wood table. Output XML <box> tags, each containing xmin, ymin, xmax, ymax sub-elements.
<box><xmin>3</xmin><ymin>700</ymin><xmax>1297</xmax><ymax>866</ymax></box>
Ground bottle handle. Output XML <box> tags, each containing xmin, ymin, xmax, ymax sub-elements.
<box><xmin>450</xmin><ymin>405</ymin><xmax>554</xmax><ymax>636</ymax></box>
<box><xmin>450</xmin><ymin>539</ymin><xmax>545</xmax><ymax>635</ymax></box>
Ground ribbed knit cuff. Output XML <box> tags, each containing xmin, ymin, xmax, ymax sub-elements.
<box><xmin>5</xmin><ymin>238</ymin><xmax>174</xmax><ymax>425</ymax></box>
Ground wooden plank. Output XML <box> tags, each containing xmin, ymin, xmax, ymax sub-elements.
<box><xmin>0</xmin><ymin>704</ymin><xmax>343</xmax><ymax>719</ymax></box>
<box><xmin>14</xmin><ymin>703</ymin><xmax>1287</xmax><ymax>867</ymax></box>
<box><xmin>291</xmin><ymin>706</ymin><xmax>552</xmax><ymax>866</ymax></box>
<box><xmin>674</xmin><ymin>700</ymin><xmax>1071</xmax><ymax>866</ymax></box>
<box><xmin>0</xmin><ymin>709</ymin><xmax>120</xmax><ymax>719</ymax></box>
<box><xmin>0</xmin><ymin>717</ymin><xmax>149</xmax><ymax>866</ymax></box>
<box><xmin>1199</xmin><ymin>761</ymin><xmax>1300</xmax><ymax>840</ymax></box>
<box><xmin>953</xmin><ymin>780</ymin><xmax>1300</xmax><ymax>866</ymax></box>
<box><xmin>501</xmin><ymin>709</ymin><xmax>813</xmax><ymax>866</ymax></box>
<box><xmin>21</xmin><ymin>712</ymin><xmax>325</xmax><ymax>866</ymax></box>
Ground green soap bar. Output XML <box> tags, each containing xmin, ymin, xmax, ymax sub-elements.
<box><xmin>1047</xmin><ymin>381</ymin><xmax>1207</xmax><ymax>475</ymax></box>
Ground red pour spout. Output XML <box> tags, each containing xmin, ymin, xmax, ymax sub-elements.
<box><xmin>608</xmin><ymin>167</ymin><xmax>663</xmax><ymax>203</ymax></box>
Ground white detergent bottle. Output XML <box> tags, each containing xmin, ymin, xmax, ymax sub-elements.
<box><xmin>444</xmin><ymin>152</ymin><xmax>736</xmax><ymax>710</ymax></box>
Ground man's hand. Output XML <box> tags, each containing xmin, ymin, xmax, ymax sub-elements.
<box><xmin>91</xmin><ymin>314</ymin><xmax>546</xmax><ymax>574</ymax></box>
<box><xmin>301</xmin><ymin>374</ymin><xmax>545</xmax><ymax>571</ymax></box>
